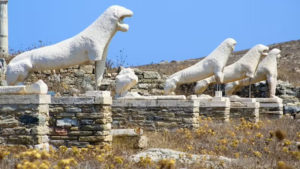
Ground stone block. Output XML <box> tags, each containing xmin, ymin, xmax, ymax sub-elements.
<box><xmin>57</xmin><ymin>118</ymin><xmax>78</xmax><ymax>127</ymax></box>
<box><xmin>50</xmin><ymin>136</ymin><xmax>77</xmax><ymax>140</ymax></box>
<box><xmin>53</xmin><ymin>128</ymin><xmax>68</xmax><ymax>136</ymax></box>
<box><xmin>143</xmin><ymin>71</ymin><xmax>161</xmax><ymax>79</ymax></box>
<box><xmin>81</xmin><ymin>123</ymin><xmax>111</xmax><ymax>131</ymax></box>
<box><xmin>80</xmin><ymin>119</ymin><xmax>94</xmax><ymax>125</ymax></box>
<box><xmin>8</xmin><ymin>135</ymin><xmax>35</xmax><ymax>145</ymax></box>
<box><xmin>65</xmin><ymin>107</ymin><xmax>82</xmax><ymax>113</ymax></box>
<box><xmin>80</xmin><ymin>65</ymin><xmax>94</xmax><ymax>74</ymax></box>
<box><xmin>49</xmin><ymin>107</ymin><xmax>64</xmax><ymax>113</ymax></box>
<box><xmin>0</xmin><ymin>95</ymin><xmax>51</xmax><ymax>104</ymax></box>
<box><xmin>68</xmin><ymin>131</ymin><xmax>93</xmax><ymax>136</ymax></box>
<box><xmin>0</xmin><ymin>106</ymin><xmax>17</xmax><ymax>112</ymax></box>
<box><xmin>51</xmin><ymin>97</ymin><xmax>95</xmax><ymax>104</ymax></box>
<box><xmin>0</xmin><ymin>117</ymin><xmax>19</xmax><ymax>128</ymax></box>
<box><xmin>50</xmin><ymin>140</ymin><xmax>65</xmax><ymax>147</ymax></box>
<box><xmin>79</xmin><ymin>135</ymin><xmax>112</xmax><ymax>142</ymax></box>
<box><xmin>68</xmin><ymin>141</ymin><xmax>89</xmax><ymax>147</ymax></box>
<box><xmin>94</xmin><ymin>131</ymin><xmax>110</xmax><ymax>136</ymax></box>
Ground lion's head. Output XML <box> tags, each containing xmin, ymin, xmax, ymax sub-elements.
<box><xmin>223</xmin><ymin>38</ymin><xmax>237</xmax><ymax>51</ymax></box>
<box><xmin>255</xmin><ymin>44</ymin><xmax>269</xmax><ymax>57</ymax></box>
<box><xmin>268</xmin><ymin>48</ymin><xmax>281</xmax><ymax>59</ymax></box>
<box><xmin>104</xmin><ymin>5</ymin><xmax>133</xmax><ymax>32</ymax></box>
<box><xmin>241</xmin><ymin>44</ymin><xmax>269</xmax><ymax>78</ymax></box>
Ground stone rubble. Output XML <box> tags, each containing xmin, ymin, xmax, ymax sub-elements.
<box><xmin>130</xmin><ymin>148</ymin><xmax>236</xmax><ymax>168</ymax></box>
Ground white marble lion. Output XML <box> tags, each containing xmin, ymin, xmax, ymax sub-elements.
<box><xmin>6</xmin><ymin>5</ymin><xmax>133</xmax><ymax>86</ymax></box>
<box><xmin>225</xmin><ymin>48</ymin><xmax>281</xmax><ymax>98</ymax></box>
<box><xmin>115</xmin><ymin>67</ymin><xmax>139</xmax><ymax>98</ymax></box>
<box><xmin>194</xmin><ymin>44</ymin><xmax>269</xmax><ymax>94</ymax></box>
<box><xmin>164</xmin><ymin>38</ymin><xmax>237</xmax><ymax>95</ymax></box>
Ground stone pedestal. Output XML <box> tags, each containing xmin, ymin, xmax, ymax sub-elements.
<box><xmin>0</xmin><ymin>94</ymin><xmax>51</xmax><ymax>147</ymax></box>
<box><xmin>112</xmin><ymin>96</ymin><xmax>200</xmax><ymax>131</ymax></box>
<box><xmin>49</xmin><ymin>92</ymin><xmax>112</xmax><ymax>147</ymax></box>
<box><xmin>198</xmin><ymin>96</ymin><xmax>230</xmax><ymax>122</ymax></box>
<box><xmin>256</xmin><ymin>98</ymin><xmax>283</xmax><ymax>119</ymax></box>
<box><xmin>230</xmin><ymin>97</ymin><xmax>259</xmax><ymax>122</ymax></box>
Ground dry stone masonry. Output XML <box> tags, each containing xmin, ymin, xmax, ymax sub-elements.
<box><xmin>0</xmin><ymin>94</ymin><xmax>51</xmax><ymax>148</ymax></box>
<box><xmin>229</xmin><ymin>97</ymin><xmax>259</xmax><ymax>122</ymax></box>
<box><xmin>112</xmin><ymin>97</ymin><xmax>200</xmax><ymax>131</ymax></box>
<box><xmin>197</xmin><ymin>95</ymin><xmax>231</xmax><ymax>122</ymax></box>
<box><xmin>256</xmin><ymin>98</ymin><xmax>283</xmax><ymax>119</ymax></box>
<box><xmin>49</xmin><ymin>92</ymin><xmax>112</xmax><ymax>147</ymax></box>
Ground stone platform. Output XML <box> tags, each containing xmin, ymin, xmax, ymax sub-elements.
<box><xmin>112</xmin><ymin>96</ymin><xmax>200</xmax><ymax>131</ymax></box>
<box><xmin>49</xmin><ymin>91</ymin><xmax>112</xmax><ymax>147</ymax></box>
<box><xmin>195</xmin><ymin>95</ymin><xmax>231</xmax><ymax>122</ymax></box>
<box><xmin>229</xmin><ymin>97</ymin><xmax>259</xmax><ymax>122</ymax></box>
<box><xmin>0</xmin><ymin>94</ymin><xmax>51</xmax><ymax>148</ymax></box>
<box><xmin>256</xmin><ymin>98</ymin><xmax>283</xmax><ymax>119</ymax></box>
<box><xmin>0</xmin><ymin>90</ymin><xmax>113</xmax><ymax>148</ymax></box>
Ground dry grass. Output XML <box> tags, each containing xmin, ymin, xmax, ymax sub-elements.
<box><xmin>0</xmin><ymin>117</ymin><xmax>299</xmax><ymax>169</ymax></box>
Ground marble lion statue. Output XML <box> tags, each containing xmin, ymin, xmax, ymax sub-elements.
<box><xmin>164</xmin><ymin>38</ymin><xmax>237</xmax><ymax>95</ymax></box>
<box><xmin>225</xmin><ymin>48</ymin><xmax>281</xmax><ymax>98</ymax></box>
<box><xmin>194</xmin><ymin>44</ymin><xmax>269</xmax><ymax>94</ymax></box>
<box><xmin>6</xmin><ymin>5</ymin><xmax>133</xmax><ymax>86</ymax></box>
<box><xmin>115</xmin><ymin>67</ymin><xmax>138</xmax><ymax>98</ymax></box>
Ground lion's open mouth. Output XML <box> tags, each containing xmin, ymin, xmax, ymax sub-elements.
<box><xmin>262</xmin><ymin>49</ymin><xmax>269</xmax><ymax>56</ymax></box>
<box><xmin>117</xmin><ymin>14</ymin><xmax>132</xmax><ymax>32</ymax></box>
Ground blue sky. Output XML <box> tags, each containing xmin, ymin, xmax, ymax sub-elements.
<box><xmin>8</xmin><ymin>0</ymin><xmax>300</xmax><ymax>66</ymax></box>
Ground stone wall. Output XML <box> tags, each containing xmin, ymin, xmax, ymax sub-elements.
<box><xmin>49</xmin><ymin>94</ymin><xmax>112</xmax><ymax>147</ymax></box>
<box><xmin>256</xmin><ymin>98</ymin><xmax>283</xmax><ymax>119</ymax></box>
<box><xmin>25</xmin><ymin>65</ymin><xmax>97</xmax><ymax>96</ymax></box>
<box><xmin>230</xmin><ymin>98</ymin><xmax>259</xmax><ymax>122</ymax></box>
<box><xmin>0</xmin><ymin>93</ymin><xmax>113</xmax><ymax>148</ymax></box>
<box><xmin>0</xmin><ymin>95</ymin><xmax>50</xmax><ymax>148</ymax></box>
<box><xmin>198</xmin><ymin>97</ymin><xmax>230</xmax><ymax>122</ymax></box>
<box><xmin>112</xmin><ymin>98</ymin><xmax>200</xmax><ymax>131</ymax></box>
<box><xmin>24</xmin><ymin>66</ymin><xmax>166</xmax><ymax>97</ymax></box>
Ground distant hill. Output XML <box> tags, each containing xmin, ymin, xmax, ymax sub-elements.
<box><xmin>136</xmin><ymin>40</ymin><xmax>300</xmax><ymax>87</ymax></box>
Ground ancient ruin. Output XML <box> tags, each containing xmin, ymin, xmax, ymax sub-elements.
<box><xmin>164</xmin><ymin>38</ymin><xmax>237</xmax><ymax>95</ymax></box>
<box><xmin>195</xmin><ymin>44</ymin><xmax>269</xmax><ymax>94</ymax></box>
<box><xmin>6</xmin><ymin>5</ymin><xmax>133</xmax><ymax>87</ymax></box>
<box><xmin>115</xmin><ymin>67</ymin><xmax>139</xmax><ymax>98</ymax></box>
<box><xmin>0</xmin><ymin>4</ymin><xmax>294</xmax><ymax>152</ymax></box>
<box><xmin>225</xmin><ymin>48</ymin><xmax>281</xmax><ymax>98</ymax></box>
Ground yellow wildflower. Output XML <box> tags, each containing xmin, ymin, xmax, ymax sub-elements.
<box><xmin>253</xmin><ymin>151</ymin><xmax>262</xmax><ymax>158</ymax></box>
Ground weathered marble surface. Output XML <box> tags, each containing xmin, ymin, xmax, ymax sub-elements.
<box><xmin>225</xmin><ymin>48</ymin><xmax>281</xmax><ymax>98</ymax></box>
<box><xmin>6</xmin><ymin>5</ymin><xmax>133</xmax><ymax>86</ymax></box>
<box><xmin>130</xmin><ymin>148</ymin><xmax>236</xmax><ymax>167</ymax></box>
<box><xmin>195</xmin><ymin>44</ymin><xmax>269</xmax><ymax>94</ymax></box>
<box><xmin>0</xmin><ymin>0</ymin><xmax>8</xmax><ymax>56</ymax></box>
<box><xmin>115</xmin><ymin>68</ymin><xmax>138</xmax><ymax>98</ymax></box>
<box><xmin>0</xmin><ymin>80</ymin><xmax>48</xmax><ymax>95</ymax></box>
<box><xmin>164</xmin><ymin>38</ymin><xmax>237</xmax><ymax>94</ymax></box>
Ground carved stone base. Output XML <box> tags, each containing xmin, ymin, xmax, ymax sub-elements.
<box><xmin>256</xmin><ymin>98</ymin><xmax>283</xmax><ymax>119</ymax></box>
<box><xmin>197</xmin><ymin>96</ymin><xmax>230</xmax><ymax>122</ymax></box>
<box><xmin>230</xmin><ymin>96</ymin><xmax>259</xmax><ymax>122</ymax></box>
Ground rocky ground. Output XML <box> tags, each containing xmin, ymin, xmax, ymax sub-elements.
<box><xmin>0</xmin><ymin>117</ymin><xmax>299</xmax><ymax>169</ymax></box>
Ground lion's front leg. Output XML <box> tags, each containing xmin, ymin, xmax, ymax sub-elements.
<box><xmin>95</xmin><ymin>46</ymin><xmax>108</xmax><ymax>89</ymax></box>
<box><xmin>267</xmin><ymin>75</ymin><xmax>278</xmax><ymax>98</ymax></box>
<box><xmin>95</xmin><ymin>60</ymin><xmax>106</xmax><ymax>89</ymax></box>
